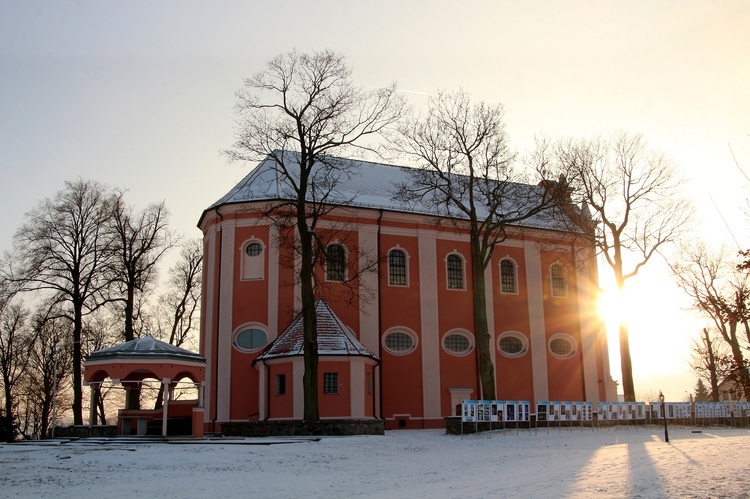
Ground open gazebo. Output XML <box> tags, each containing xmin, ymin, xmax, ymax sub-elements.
<box><xmin>84</xmin><ymin>337</ymin><xmax>206</xmax><ymax>438</ymax></box>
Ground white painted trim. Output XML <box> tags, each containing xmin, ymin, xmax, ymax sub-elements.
<box><xmin>350</xmin><ymin>358</ymin><xmax>366</xmax><ymax>418</ymax></box>
<box><xmin>498</xmin><ymin>257</ymin><xmax>520</xmax><ymax>295</ymax></box>
<box><xmin>358</xmin><ymin>230</ymin><xmax>380</xmax><ymax>353</ymax></box>
<box><xmin>216</xmin><ymin>220</ymin><xmax>236</xmax><ymax>421</ymax></box>
<box><xmin>268</xmin><ymin>224</ymin><xmax>279</xmax><ymax>342</ymax></box>
<box><xmin>202</xmin><ymin>232</ymin><xmax>216</xmax><ymax>424</ymax></box>
<box><xmin>524</xmin><ymin>241</ymin><xmax>549</xmax><ymax>402</ymax></box>
<box><xmin>385</xmin><ymin>245</ymin><xmax>410</xmax><ymax>288</ymax></box>
<box><xmin>575</xmin><ymin>247</ymin><xmax>603</xmax><ymax>403</ymax></box>
<box><xmin>419</xmin><ymin>233</ymin><xmax>442</xmax><ymax>420</ymax></box>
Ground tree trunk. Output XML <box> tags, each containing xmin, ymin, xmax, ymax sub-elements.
<box><xmin>72</xmin><ymin>301</ymin><xmax>83</xmax><ymax>425</ymax></box>
<box><xmin>619</xmin><ymin>321</ymin><xmax>636</xmax><ymax>402</ymax></box>
<box><xmin>470</xmin><ymin>238</ymin><xmax>495</xmax><ymax>400</ymax></box>
<box><xmin>300</xmin><ymin>228</ymin><xmax>319</xmax><ymax>421</ymax></box>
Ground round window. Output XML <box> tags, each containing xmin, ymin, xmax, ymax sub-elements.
<box><xmin>245</xmin><ymin>243</ymin><xmax>263</xmax><ymax>256</ymax></box>
<box><xmin>497</xmin><ymin>332</ymin><xmax>528</xmax><ymax>358</ymax></box>
<box><xmin>383</xmin><ymin>331</ymin><xmax>415</xmax><ymax>354</ymax></box>
<box><xmin>234</xmin><ymin>328</ymin><xmax>267</xmax><ymax>352</ymax></box>
<box><xmin>443</xmin><ymin>332</ymin><xmax>473</xmax><ymax>356</ymax></box>
<box><xmin>549</xmin><ymin>334</ymin><xmax>576</xmax><ymax>359</ymax></box>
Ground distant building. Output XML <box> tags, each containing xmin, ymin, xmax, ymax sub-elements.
<box><xmin>197</xmin><ymin>153</ymin><xmax>618</xmax><ymax>430</ymax></box>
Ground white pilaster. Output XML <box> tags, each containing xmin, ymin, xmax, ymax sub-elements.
<box><xmin>358</xmin><ymin>227</ymin><xmax>380</xmax><ymax>353</ymax></box>
<box><xmin>217</xmin><ymin>220</ymin><xmax>236</xmax><ymax>421</ymax></box>
<box><xmin>268</xmin><ymin>224</ymin><xmax>279</xmax><ymax>341</ymax></box>
<box><xmin>202</xmin><ymin>229</ymin><xmax>216</xmax><ymax>423</ymax></box>
<box><xmin>419</xmin><ymin>231</ymin><xmax>441</xmax><ymax>420</ymax></box>
<box><xmin>575</xmin><ymin>247</ymin><xmax>602</xmax><ymax>404</ymax></box>
<box><xmin>524</xmin><ymin>241</ymin><xmax>549</xmax><ymax>402</ymax></box>
<box><xmin>350</xmin><ymin>358</ymin><xmax>366</xmax><ymax>418</ymax></box>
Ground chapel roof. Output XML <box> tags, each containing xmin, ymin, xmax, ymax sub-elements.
<box><xmin>86</xmin><ymin>336</ymin><xmax>206</xmax><ymax>363</ymax></box>
<box><xmin>255</xmin><ymin>300</ymin><xmax>378</xmax><ymax>362</ymax></box>
<box><xmin>199</xmin><ymin>151</ymin><xmax>575</xmax><ymax>231</ymax></box>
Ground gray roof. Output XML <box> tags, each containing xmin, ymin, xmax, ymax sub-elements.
<box><xmin>200</xmin><ymin>151</ymin><xmax>573</xmax><ymax>231</ymax></box>
<box><xmin>86</xmin><ymin>336</ymin><xmax>206</xmax><ymax>364</ymax></box>
<box><xmin>256</xmin><ymin>300</ymin><xmax>378</xmax><ymax>362</ymax></box>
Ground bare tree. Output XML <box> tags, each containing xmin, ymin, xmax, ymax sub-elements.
<box><xmin>0</xmin><ymin>290</ymin><xmax>32</xmax><ymax>441</ymax></box>
<box><xmin>671</xmin><ymin>243</ymin><xmax>750</xmax><ymax>399</ymax></box>
<box><xmin>690</xmin><ymin>327</ymin><xmax>733</xmax><ymax>402</ymax></box>
<box><xmin>153</xmin><ymin>238</ymin><xmax>202</xmax><ymax>349</ymax></box>
<box><xmin>10</xmin><ymin>179</ymin><xmax>115</xmax><ymax>425</ymax></box>
<box><xmin>225</xmin><ymin>49</ymin><xmax>404</xmax><ymax>421</ymax></box>
<box><xmin>557</xmin><ymin>133</ymin><xmax>694</xmax><ymax>402</ymax></box>
<box><xmin>110</xmin><ymin>193</ymin><xmax>174</xmax><ymax>342</ymax></box>
<box><xmin>392</xmin><ymin>90</ymin><xmax>569</xmax><ymax>400</ymax></box>
<box><xmin>19</xmin><ymin>304</ymin><xmax>73</xmax><ymax>439</ymax></box>
<box><xmin>109</xmin><ymin>193</ymin><xmax>174</xmax><ymax>410</ymax></box>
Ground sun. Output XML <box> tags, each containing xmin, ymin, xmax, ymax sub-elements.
<box><xmin>597</xmin><ymin>287</ymin><xmax>633</xmax><ymax>328</ymax></box>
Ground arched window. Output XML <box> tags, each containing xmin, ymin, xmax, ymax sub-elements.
<box><xmin>388</xmin><ymin>248</ymin><xmax>407</xmax><ymax>286</ymax></box>
<box><xmin>241</xmin><ymin>239</ymin><xmax>265</xmax><ymax>280</ymax></box>
<box><xmin>326</xmin><ymin>244</ymin><xmax>346</xmax><ymax>281</ymax></box>
<box><xmin>550</xmin><ymin>263</ymin><xmax>568</xmax><ymax>297</ymax></box>
<box><xmin>500</xmin><ymin>259</ymin><xmax>517</xmax><ymax>294</ymax></box>
<box><xmin>447</xmin><ymin>253</ymin><xmax>464</xmax><ymax>290</ymax></box>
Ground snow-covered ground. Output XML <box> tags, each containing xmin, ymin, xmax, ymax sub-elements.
<box><xmin>1</xmin><ymin>426</ymin><xmax>749</xmax><ymax>498</ymax></box>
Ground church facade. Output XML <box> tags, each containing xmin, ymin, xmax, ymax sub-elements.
<box><xmin>198</xmin><ymin>154</ymin><xmax>618</xmax><ymax>430</ymax></box>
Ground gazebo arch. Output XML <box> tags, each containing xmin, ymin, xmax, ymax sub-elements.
<box><xmin>84</xmin><ymin>337</ymin><xmax>206</xmax><ymax>438</ymax></box>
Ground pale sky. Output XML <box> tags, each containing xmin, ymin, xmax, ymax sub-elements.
<box><xmin>1</xmin><ymin>0</ymin><xmax>749</xmax><ymax>400</ymax></box>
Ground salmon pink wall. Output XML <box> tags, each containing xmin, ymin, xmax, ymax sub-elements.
<box><xmin>319</xmin><ymin>360</ymin><xmax>351</xmax><ymax>418</ymax></box>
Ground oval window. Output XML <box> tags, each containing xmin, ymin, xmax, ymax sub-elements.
<box><xmin>234</xmin><ymin>328</ymin><xmax>267</xmax><ymax>352</ymax></box>
<box><xmin>443</xmin><ymin>332</ymin><xmax>473</xmax><ymax>356</ymax></box>
<box><xmin>245</xmin><ymin>243</ymin><xmax>263</xmax><ymax>256</ymax></box>
<box><xmin>497</xmin><ymin>332</ymin><xmax>528</xmax><ymax>358</ymax></box>
<box><xmin>549</xmin><ymin>334</ymin><xmax>576</xmax><ymax>359</ymax></box>
<box><xmin>383</xmin><ymin>331</ymin><xmax>415</xmax><ymax>355</ymax></box>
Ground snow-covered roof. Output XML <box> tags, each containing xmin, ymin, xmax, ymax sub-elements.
<box><xmin>256</xmin><ymin>300</ymin><xmax>378</xmax><ymax>361</ymax></box>
<box><xmin>86</xmin><ymin>336</ymin><xmax>205</xmax><ymax>363</ymax></box>
<box><xmin>200</xmin><ymin>151</ymin><xmax>571</xmax><ymax>231</ymax></box>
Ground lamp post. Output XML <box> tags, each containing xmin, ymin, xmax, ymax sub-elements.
<box><xmin>659</xmin><ymin>391</ymin><xmax>669</xmax><ymax>443</ymax></box>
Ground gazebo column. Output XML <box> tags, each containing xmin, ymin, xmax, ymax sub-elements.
<box><xmin>88</xmin><ymin>383</ymin><xmax>97</xmax><ymax>427</ymax></box>
<box><xmin>162</xmin><ymin>378</ymin><xmax>171</xmax><ymax>437</ymax></box>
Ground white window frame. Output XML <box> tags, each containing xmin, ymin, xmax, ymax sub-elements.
<box><xmin>232</xmin><ymin>322</ymin><xmax>269</xmax><ymax>353</ymax></box>
<box><xmin>240</xmin><ymin>238</ymin><xmax>265</xmax><ymax>281</ymax></box>
<box><xmin>499</xmin><ymin>257</ymin><xmax>519</xmax><ymax>295</ymax></box>
<box><xmin>550</xmin><ymin>262</ymin><xmax>568</xmax><ymax>298</ymax></box>
<box><xmin>325</xmin><ymin>242</ymin><xmax>348</xmax><ymax>282</ymax></box>
<box><xmin>442</xmin><ymin>329</ymin><xmax>474</xmax><ymax>357</ymax></box>
<box><xmin>382</xmin><ymin>326</ymin><xmax>418</xmax><ymax>356</ymax></box>
<box><xmin>497</xmin><ymin>331</ymin><xmax>529</xmax><ymax>358</ymax></box>
<box><xmin>387</xmin><ymin>246</ymin><xmax>409</xmax><ymax>287</ymax></box>
<box><xmin>548</xmin><ymin>333</ymin><xmax>577</xmax><ymax>359</ymax></box>
<box><xmin>445</xmin><ymin>251</ymin><xmax>466</xmax><ymax>291</ymax></box>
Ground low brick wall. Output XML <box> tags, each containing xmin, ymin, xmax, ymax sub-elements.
<box><xmin>220</xmin><ymin>419</ymin><xmax>385</xmax><ymax>437</ymax></box>
<box><xmin>52</xmin><ymin>425</ymin><xmax>118</xmax><ymax>439</ymax></box>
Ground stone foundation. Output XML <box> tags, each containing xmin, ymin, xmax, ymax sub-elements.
<box><xmin>220</xmin><ymin>419</ymin><xmax>385</xmax><ymax>437</ymax></box>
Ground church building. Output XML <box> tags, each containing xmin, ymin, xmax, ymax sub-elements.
<box><xmin>197</xmin><ymin>153</ymin><xmax>618</xmax><ymax>430</ymax></box>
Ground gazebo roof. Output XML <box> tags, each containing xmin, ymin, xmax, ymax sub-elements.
<box><xmin>86</xmin><ymin>336</ymin><xmax>205</xmax><ymax>363</ymax></box>
<box><xmin>256</xmin><ymin>300</ymin><xmax>378</xmax><ymax>362</ymax></box>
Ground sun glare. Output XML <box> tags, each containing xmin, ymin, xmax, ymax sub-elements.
<box><xmin>597</xmin><ymin>287</ymin><xmax>632</xmax><ymax>327</ymax></box>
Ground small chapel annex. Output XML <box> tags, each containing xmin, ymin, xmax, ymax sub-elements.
<box><xmin>197</xmin><ymin>152</ymin><xmax>618</xmax><ymax>431</ymax></box>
